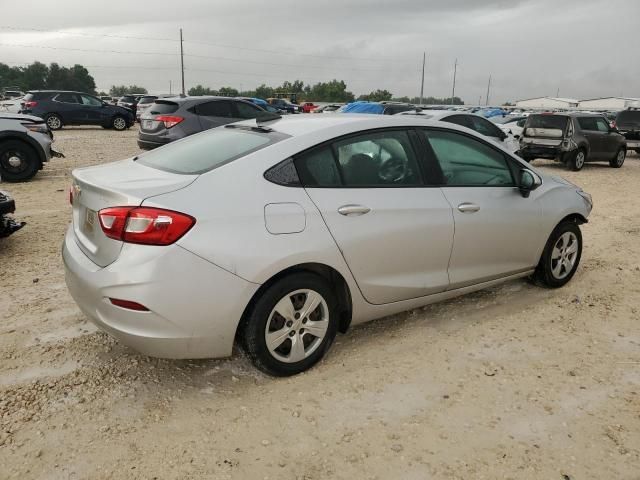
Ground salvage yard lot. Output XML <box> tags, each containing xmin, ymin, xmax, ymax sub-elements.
<box><xmin>1</xmin><ymin>127</ymin><xmax>640</xmax><ymax>479</ymax></box>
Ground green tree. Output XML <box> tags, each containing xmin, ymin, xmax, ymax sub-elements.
<box><xmin>187</xmin><ymin>84</ymin><xmax>217</xmax><ymax>96</ymax></box>
<box><xmin>254</xmin><ymin>84</ymin><xmax>274</xmax><ymax>99</ymax></box>
<box><xmin>358</xmin><ymin>89</ymin><xmax>393</xmax><ymax>102</ymax></box>
<box><xmin>306</xmin><ymin>80</ymin><xmax>354</xmax><ymax>103</ymax></box>
<box><xmin>20</xmin><ymin>62</ymin><xmax>49</xmax><ymax>90</ymax></box>
<box><xmin>218</xmin><ymin>86</ymin><xmax>239</xmax><ymax>97</ymax></box>
<box><xmin>109</xmin><ymin>85</ymin><xmax>148</xmax><ymax>96</ymax></box>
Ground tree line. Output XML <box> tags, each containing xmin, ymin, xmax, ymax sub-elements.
<box><xmin>1</xmin><ymin>62</ymin><xmax>465</xmax><ymax>105</ymax></box>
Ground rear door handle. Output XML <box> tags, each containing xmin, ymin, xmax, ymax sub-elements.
<box><xmin>338</xmin><ymin>204</ymin><xmax>371</xmax><ymax>216</ymax></box>
<box><xmin>457</xmin><ymin>203</ymin><xmax>480</xmax><ymax>213</ymax></box>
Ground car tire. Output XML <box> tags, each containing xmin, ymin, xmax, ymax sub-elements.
<box><xmin>532</xmin><ymin>221</ymin><xmax>582</xmax><ymax>288</ymax></box>
<box><xmin>0</xmin><ymin>140</ymin><xmax>41</xmax><ymax>182</ymax></box>
<box><xmin>242</xmin><ymin>272</ymin><xmax>339</xmax><ymax>376</ymax></box>
<box><xmin>111</xmin><ymin>116</ymin><xmax>127</xmax><ymax>131</ymax></box>
<box><xmin>568</xmin><ymin>148</ymin><xmax>586</xmax><ymax>171</ymax></box>
<box><xmin>609</xmin><ymin>148</ymin><xmax>626</xmax><ymax>168</ymax></box>
<box><xmin>45</xmin><ymin>114</ymin><xmax>63</xmax><ymax>131</ymax></box>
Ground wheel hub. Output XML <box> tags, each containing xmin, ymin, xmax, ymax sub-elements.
<box><xmin>7</xmin><ymin>156</ymin><xmax>22</xmax><ymax>167</ymax></box>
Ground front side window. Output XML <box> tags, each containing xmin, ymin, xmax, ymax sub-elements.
<box><xmin>577</xmin><ymin>117</ymin><xmax>599</xmax><ymax>131</ymax></box>
<box><xmin>423</xmin><ymin>130</ymin><xmax>514</xmax><ymax>186</ymax></box>
<box><xmin>295</xmin><ymin>130</ymin><xmax>421</xmax><ymax>187</ymax></box>
<box><xmin>595</xmin><ymin>118</ymin><xmax>610</xmax><ymax>132</ymax></box>
<box><xmin>80</xmin><ymin>95</ymin><xmax>102</xmax><ymax>106</ymax></box>
<box><xmin>442</xmin><ymin>114</ymin><xmax>472</xmax><ymax>129</ymax></box>
<box><xmin>195</xmin><ymin>100</ymin><xmax>233</xmax><ymax>118</ymax></box>
<box><xmin>234</xmin><ymin>101</ymin><xmax>262</xmax><ymax>119</ymax></box>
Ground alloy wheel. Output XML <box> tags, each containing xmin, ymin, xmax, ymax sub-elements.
<box><xmin>265</xmin><ymin>289</ymin><xmax>329</xmax><ymax>363</ymax></box>
<box><xmin>550</xmin><ymin>232</ymin><xmax>579</xmax><ymax>280</ymax></box>
<box><xmin>575</xmin><ymin>151</ymin><xmax>585</xmax><ymax>169</ymax></box>
<box><xmin>113</xmin><ymin>117</ymin><xmax>127</xmax><ymax>130</ymax></box>
<box><xmin>46</xmin><ymin>116</ymin><xmax>61</xmax><ymax>130</ymax></box>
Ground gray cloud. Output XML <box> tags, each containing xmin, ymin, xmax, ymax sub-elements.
<box><xmin>1</xmin><ymin>0</ymin><xmax>637</xmax><ymax>103</ymax></box>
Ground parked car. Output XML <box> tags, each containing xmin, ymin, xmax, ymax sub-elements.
<box><xmin>135</xmin><ymin>95</ymin><xmax>174</xmax><ymax>122</ymax></box>
<box><xmin>267</xmin><ymin>98</ymin><xmax>298</xmax><ymax>113</ymax></box>
<box><xmin>100</xmin><ymin>96</ymin><xmax>113</xmax><ymax>104</ymax></box>
<box><xmin>341</xmin><ymin>101</ymin><xmax>416</xmax><ymax>115</ymax></box>
<box><xmin>397</xmin><ymin>110</ymin><xmax>519</xmax><ymax>153</ymax></box>
<box><xmin>313</xmin><ymin>104</ymin><xmax>343</xmax><ymax>113</ymax></box>
<box><xmin>520</xmin><ymin>113</ymin><xmax>627</xmax><ymax>170</ymax></box>
<box><xmin>137</xmin><ymin>96</ymin><xmax>266</xmax><ymax>150</ymax></box>
<box><xmin>64</xmin><ymin>114</ymin><xmax>592</xmax><ymax>376</ymax></box>
<box><xmin>614</xmin><ymin>109</ymin><xmax>640</xmax><ymax>154</ymax></box>
<box><xmin>0</xmin><ymin>190</ymin><xmax>25</xmax><ymax>237</ymax></box>
<box><xmin>117</xmin><ymin>94</ymin><xmax>146</xmax><ymax>117</ymax></box>
<box><xmin>0</xmin><ymin>113</ymin><xmax>62</xmax><ymax>182</ymax></box>
<box><xmin>301</xmin><ymin>102</ymin><xmax>318</xmax><ymax>113</ymax></box>
<box><xmin>20</xmin><ymin>91</ymin><xmax>134</xmax><ymax>131</ymax></box>
<box><xmin>491</xmin><ymin>115</ymin><xmax>528</xmax><ymax>139</ymax></box>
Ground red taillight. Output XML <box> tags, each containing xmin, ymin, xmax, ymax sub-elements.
<box><xmin>109</xmin><ymin>298</ymin><xmax>149</xmax><ymax>311</ymax></box>
<box><xmin>156</xmin><ymin>115</ymin><xmax>184</xmax><ymax>128</ymax></box>
<box><xmin>23</xmin><ymin>101</ymin><xmax>38</xmax><ymax>109</ymax></box>
<box><xmin>98</xmin><ymin>207</ymin><xmax>195</xmax><ymax>246</ymax></box>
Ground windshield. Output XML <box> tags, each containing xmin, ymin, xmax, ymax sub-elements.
<box><xmin>526</xmin><ymin>115</ymin><xmax>568</xmax><ymax>130</ymax></box>
<box><xmin>136</xmin><ymin>127</ymin><xmax>286</xmax><ymax>174</ymax></box>
<box><xmin>138</xmin><ymin>96</ymin><xmax>158</xmax><ymax>105</ymax></box>
<box><xmin>616</xmin><ymin>110</ymin><xmax>640</xmax><ymax>128</ymax></box>
<box><xmin>491</xmin><ymin>116</ymin><xmax>518</xmax><ymax>124</ymax></box>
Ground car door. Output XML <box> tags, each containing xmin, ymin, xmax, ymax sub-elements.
<box><xmin>295</xmin><ymin>128</ymin><xmax>454</xmax><ymax>305</ymax></box>
<box><xmin>193</xmin><ymin>100</ymin><xmax>235</xmax><ymax>130</ymax></box>
<box><xmin>53</xmin><ymin>93</ymin><xmax>83</xmax><ymax>124</ymax></box>
<box><xmin>577</xmin><ymin>117</ymin><xmax>603</xmax><ymax>159</ymax></box>
<box><xmin>79</xmin><ymin>94</ymin><xmax>105</xmax><ymax>124</ymax></box>
<box><xmin>420</xmin><ymin>128</ymin><xmax>544</xmax><ymax>289</ymax></box>
<box><xmin>594</xmin><ymin>116</ymin><xmax>618</xmax><ymax>158</ymax></box>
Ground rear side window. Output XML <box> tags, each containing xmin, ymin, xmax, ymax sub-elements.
<box><xmin>137</xmin><ymin>128</ymin><xmax>283</xmax><ymax>174</ymax></box>
<box><xmin>296</xmin><ymin>147</ymin><xmax>341</xmax><ymax>187</ymax></box>
<box><xmin>55</xmin><ymin>93</ymin><xmax>79</xmax><ymax>104</ymax></box>
<box><xmin>149</xmin><ymin>101</ymin><xmax>179</xmax><ymax>115</ymax></box>
<box><xmin>467</xmin><ymin>116</ymin><xmax>504</xmax><ymax>138</ymax></box>
<box><xmin>233</xmin><ymin>101</ymin><xmax>262</xmax><ymax>119</ymax></box>
<box><xmin>423</xmin><ymin>130</ymin><xmax>514</xmax><ymax>186</ymax></box>
<box><xmin>615</xmin><ymin>110</ymin><xmax>640</xmax><ymax>127</ymax></box>
<box><xmin>195</xmin><ymin>100</ymin><xmax>234</xmax><ymax>118</ymax></box>
<box><xmin>442</xmin><ymin>114</ymin><xmax>472</xmax><ymax>129</ymax></box>
<box><xmin>577</xmin><ymin>117</ymin><xmax>599</xmax><ymax>131</ymax></box>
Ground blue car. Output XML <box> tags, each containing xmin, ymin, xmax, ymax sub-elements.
<box><xmin>20</xmin><ymin>90</ymin><xmax>135</xmax><ymax>131</ymax></box>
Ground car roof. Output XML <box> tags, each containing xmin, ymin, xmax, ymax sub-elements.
<box><xmin>237</xmin><ymin>113</ymin><xmax>485</xmax><ymax>139</ymax></box>
<box><xmin>397</xmin><ymin>109</ymin><xmax>486</xmax><ymax>120</ymax></box>
<box><xmin>27</xmin><ymin>90</ymin><xmax>92</xmax><ymax>94</ymax></box>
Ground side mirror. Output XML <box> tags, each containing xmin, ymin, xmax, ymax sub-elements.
<box><xmin>519</xmin><ymin>168</ymin><xmax>542</xmax><ymax>198</ymax></box>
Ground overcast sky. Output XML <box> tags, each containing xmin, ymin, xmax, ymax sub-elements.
<box><xmin>1</xmin><ymin>0</ymin><xmax>638</xmax><ymax>103</ymax></box>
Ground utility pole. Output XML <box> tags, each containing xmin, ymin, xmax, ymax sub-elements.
<box><xmin>485</xmin><ymin>74</ymin><xmax>492</xmax><ymax>106</ymax></box>
<box><xmin>180</xmin><ymin>28</ymin><xmax>185</xmax><ymax>95</ymax></box>
<box><xmin>556</xmin><ymin>87</ymin><xmax>560</xmax><ymax>97</ymax></box>
<box><xmin>169</xmin><ymin>80</ymin><xmax>172</xmax><ymax>95</ymax></box>
<box><xmin>478</xmin><ymin>95</ymin><xmax>482</xmax><ymax>106</ymax></box>
<box><xmin>419</xmin><ymin>52</ymin><xmax>426</xmax><ymax>106</ymax></box>
<box><xmin>451</xmin><ymin>58</ymin><xmax>457</xmax><ymax>105</ymax></box>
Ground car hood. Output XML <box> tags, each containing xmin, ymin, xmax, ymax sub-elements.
<box><xmin>0</xmin><ymin>113</ymin><xmax>44</xmax><ymax>123</ymax></box>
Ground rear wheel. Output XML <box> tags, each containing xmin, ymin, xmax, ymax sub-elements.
<box><xmin>568</xmin><ymin>148</ymin><xmax>586</xmax><ymax>171</ymax></box>
<box><xmin>609</xmin><ymin>148</ymin><xmax>625</xmax><ymax>168</ymax></box>
<box><xmin>112</xmin><ymin>116</ymin><xmax>127</xmax><ymax>131</ymax></box>
<box><xmin>45</xmin><ymin>114</ymin><xmax>63</xmax><ymax>131</ymax></box>
<box><xmin>0</xmin><ymin>140</ymin><xmax>40</xmax><ymax>182</ymax></box>
<box><xmin>242</xmin><ymin>273</ymin><xmax>338</xmax><ymax>376</ymax></box>
<box><xmin>532</xmin><ymin>221</ymin><xmax>582</xmax><ymax>288</ymax></box>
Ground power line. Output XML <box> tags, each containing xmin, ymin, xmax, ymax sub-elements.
<box><xmin>0</xmin><ymin>25</ymin><xmax>411</xmax><ymax>63</ymax></box>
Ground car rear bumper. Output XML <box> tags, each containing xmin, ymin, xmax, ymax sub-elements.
<box><xmin>62</xmin><ymin>225</ymin><xmax>260</xmax><ymax>359</ymax></box>
<box><xmin>137</xmin><ymin>137</ymin><xmax>171</xmax><ymax>150</ymax></box>
<box><xmin>0</xmin><ymin>190</ymin><xmax>16</xmax><ymax>215</ymax></box>
<box><xmin>519</xmin><ymin>145</ymin><xmax>563</xmax><ymax>160</ymax></box>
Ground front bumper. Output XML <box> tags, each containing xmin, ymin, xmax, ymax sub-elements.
<box><xmin>0</xmin><ymin>191</ymin><xmax>25</xmax><ymax>237</ymax></box>
<box><xmin>62</xmin><ymin>226</ymin><xmax>260</xmax><ymax>359</ymax></box>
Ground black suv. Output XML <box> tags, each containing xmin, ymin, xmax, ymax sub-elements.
<box><xmin>20</xmin><ymin>91</ymin><xmax>134</xmax><ymax>131</ymax></box>
<box><xmin>519</xmin><ymin>113</ymin><xmax>627</xmax><ymax>171</ymax></box>
<box><xmin>615</xmin><ymin>109</ymin><xmax>640</xmax><ymax>154</ymax></box>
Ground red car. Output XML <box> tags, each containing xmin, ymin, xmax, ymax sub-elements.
<box><xmin>301</xmin><ymin>102</ymin><xmax>318</xmax><ymax>113</ymax></box>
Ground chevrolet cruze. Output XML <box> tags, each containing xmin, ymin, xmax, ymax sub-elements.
<box><xmin>63</xmin><ymin>114</ymin><xmax>592</xmax><ymax>376</ymax></box>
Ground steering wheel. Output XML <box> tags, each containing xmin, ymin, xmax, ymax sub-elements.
<box><xmin>378</xmin><ymin>157</ymin><xmax>407</xmax><ymax>183</ymax></box>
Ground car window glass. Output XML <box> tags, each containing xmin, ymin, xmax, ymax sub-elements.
<box><xmin>516</xmin><ymin>119</ymin><xmax>526</xmax><ymax>127</ymax></box>
<box><xmin>234</xmin><ymin>101</ymin><xmax>262</xmax><ymax>119</ymax></box>
<box><xmin>468</xmin><ymin>116</ymin><xmax>503</xmax><ymax>138</ymax></box>
<box><xmin>423</xmin><ymin>130</ymin><xmax>513</xmax><ymax>186</ymax></box>
<box><xmin>295</xmin><ymin>147</ymin><xmax>341</xmax><ymax>187</ymax></box>
<box><xmin>595</xmin><ymin>118</ymin><xmax>610</xmax><ymax>132</ymax></box>
<box><xmin>577</xmin><ymin>117</ymin><xmax>598</xmax><ymax>131</ymax></box>
<box><xmin>333</xmin><ymin>130</ymin><xmax>421</xmax><ymax>186</ymax></box>
<box><xmin>80</xmin><ymin>95</ymin><xmax>102</xmax><ymax>106</ymax></box>
<box><xmin>442</xmin><ymin>115</ymin><xmax>472</xmax><ymax>129</ymax></box>
<box><xmin>196</xmin><ymin>100</ymin><xmax>233</xmax><ymax>117</ymax></box>
<box><xmin>55</xmin><ymin>93</ymin><xmax>79</xmax><ymax>104</ymax></box>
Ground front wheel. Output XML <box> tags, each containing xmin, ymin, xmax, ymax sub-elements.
<box><xmin>0</xmin><ymin>140</ymin><xmax>40</xmax><ymax>182</ymax></box>
<box><xmin>609</xmin><ymin>148</ymin><xmax>625</xmax><ymax>168</ymax></box>
<box><xmin>112</xmin><ymin>116</ymin><xmax>127</xmax><ymax>131</ymax></box>
<box><xmin>242</xmin><ymin>273</ymin><xmax>339</xmax><ymax>376</ymax></box>
<box><xmin>532</xmin><ymin>221</ymin><xmax>582</xmax><ymax>288</ymax></box>
<box><xmin>45</xmin><ymin>114</ymin><xmax>63</xmax><ymax>131</ymax></box>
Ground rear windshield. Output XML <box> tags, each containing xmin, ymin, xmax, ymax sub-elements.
<box><xmin>138</xmin><ymin>96</ymin><xmax>158</xmax><ymax>105</ymax></box>
<box><xmin>136</xmin><ymin>127</ymin><xmax>286</xmax><ymax>174</ymax></box>
<box><xmin>148</xmin><ymin>101</ymin><xmax>179</xmax><ymax>115</ymax></box>
<box><xmin>525</xmin><ymin>115</ymin><xmax>568</xmax><ymax>130</ymax></box>
<box><xmin>120</xmin><ymin>96</ymin><xmax>135</xmax><ymax>102</ymax></box>
<box><xmin>616</xmin><ymin>110</ymin><xmax>640</xmax><ymax>127</ymax></box>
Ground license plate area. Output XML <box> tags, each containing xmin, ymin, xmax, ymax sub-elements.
<box><xmin>84</xmin><ymin>208</ymin><xmax>97</xmax><ymax>234</ymax></box>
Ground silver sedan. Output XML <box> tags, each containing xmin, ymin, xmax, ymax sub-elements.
<box><xmin>63</xmin><ymin>114</ymin><xmax>592</xmax><ymax>376</ymax></box>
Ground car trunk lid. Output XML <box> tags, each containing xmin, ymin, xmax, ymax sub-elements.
<box><xmin>71</xmin><ymin>158</ymin><xmax>197</xmax><ymax>267</ymax></box>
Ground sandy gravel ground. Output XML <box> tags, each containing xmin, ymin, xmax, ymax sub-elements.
<box><xmin>1</xmin><ymin>127</ymin><xmax>639</xmax><ymax>480</ymax></box>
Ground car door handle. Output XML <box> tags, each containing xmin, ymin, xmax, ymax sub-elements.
<box><xmin>338</xmin><ymin>204</ymin><xmax>371</xmax><ymax>216</ymax></box>
<box><xmin>457</xmin><ymin>203</ymin><xmax>480</xmax><ymax>213</ymax></box>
